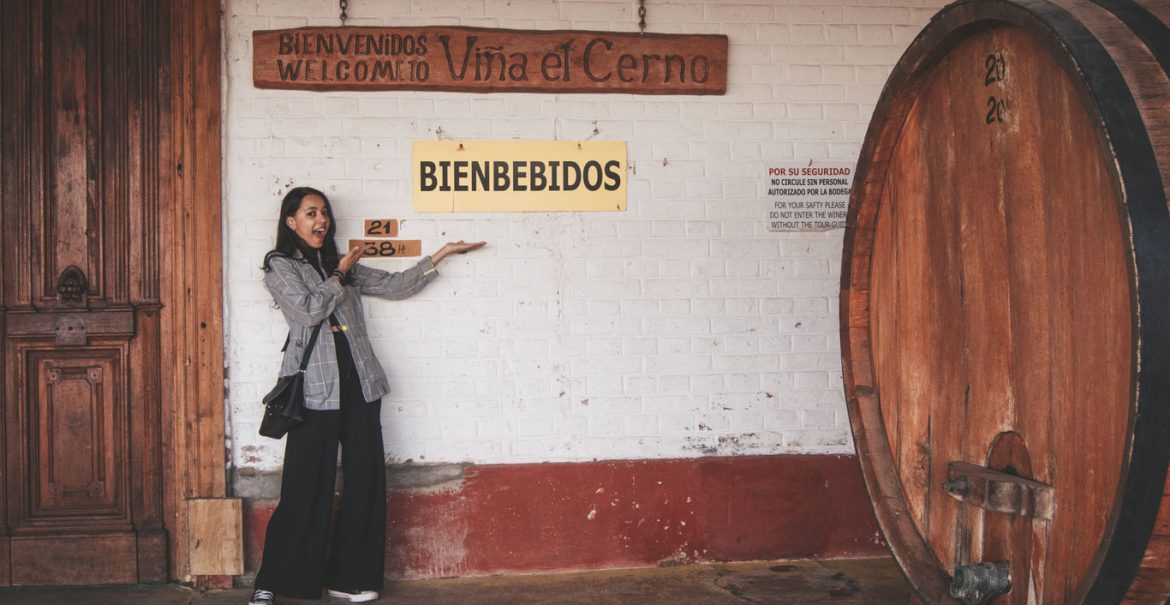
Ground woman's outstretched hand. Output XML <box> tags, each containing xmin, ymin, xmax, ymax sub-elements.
<box><xmin>338</xmin><ymin>245</ymin><xmax>364</xmax><ymax>274</ymax></box>
<box><xmin>431</xmin><ymin>240</ymin><xmax>487</xmax><ymax>265</ymax></box>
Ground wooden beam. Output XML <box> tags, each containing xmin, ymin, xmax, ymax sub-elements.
<box><xmin>162</xmin><ymin>0</ymin><xmax>227</xmax><ymax>582</ymax></box>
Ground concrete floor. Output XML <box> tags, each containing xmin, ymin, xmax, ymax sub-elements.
<box><xmin>0</xmin><ymin>558</ymin><xmax>913</xmax><ymax>604</ymax></box>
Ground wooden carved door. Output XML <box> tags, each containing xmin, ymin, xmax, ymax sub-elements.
<box><xmin>0</xmin><ymin>0</ymin><xmax>170</xmax><ymax>585</ymax></box>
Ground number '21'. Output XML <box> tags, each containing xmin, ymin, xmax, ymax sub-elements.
<box><xmin>366</xmin><ymin>219</ymin><xmax>395</xmax><ymax>236</ymax></box>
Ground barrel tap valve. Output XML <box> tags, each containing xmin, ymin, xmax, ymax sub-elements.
<box><xmin>950</xmin><ymin>560</ymin><xmax>1011</xmax><ymax>605</ymax></box>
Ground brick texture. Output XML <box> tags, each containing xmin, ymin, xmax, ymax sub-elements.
<box><xmin>224</xmin><ymin>0</ymin><xmax>944</xmax><ymax>469</ymax></box>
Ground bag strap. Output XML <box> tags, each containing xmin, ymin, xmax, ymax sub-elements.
<box><xmin>296</xmin><ymin>322</ymin><xmax>326</xmax><ymax>373</ymax></box>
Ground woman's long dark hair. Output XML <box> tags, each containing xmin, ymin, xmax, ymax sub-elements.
<box><xmin>261</xmin><ymin>186</ymin><xmax>340</xmax><ymax>276</ymax></box>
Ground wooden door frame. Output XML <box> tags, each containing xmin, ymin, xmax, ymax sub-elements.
<box><xmin>164</xmin><ymin>0</ymin><xmax>233</xmax><ymax>582</ymax></box>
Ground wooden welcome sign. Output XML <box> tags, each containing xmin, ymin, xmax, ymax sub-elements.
<box><xmin>253</xmin><ymin>26</ymin><xmax>728</xmax><ymax>95</ymax></box>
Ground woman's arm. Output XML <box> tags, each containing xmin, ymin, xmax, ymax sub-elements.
<box><xmin>347</xmin><ymin>240</ymin><xmax>487</xmax><ymax>300</ymax></box>
<box><xmin>350</xmin><ymin>256</ymin><xmax>439</xmax><ymax>300</ymax></box>
<box><xmin>263</xmin><ymin>255</ymin><xmax>345</xmax><ymax>325</ymax></box>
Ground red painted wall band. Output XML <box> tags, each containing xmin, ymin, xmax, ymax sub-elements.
<box><xmin>245</xmin><ymin>454</ymin><xmax>886</xmax><ymax>579</ymax></box>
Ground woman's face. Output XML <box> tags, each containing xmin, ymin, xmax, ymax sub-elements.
<box><xmin>286</xmin><ymin>194</ymin><xmax>330</xmax><ymax>249</ymax></box>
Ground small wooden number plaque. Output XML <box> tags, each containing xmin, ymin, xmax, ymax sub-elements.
<box><xmin>363</xmin><ymin>219</ymin><xmax>398</xmax><ymax>237</ymax></box>
<box><xmin>349</xmin><ymin>239</ymin><xmax>422</xmax><ymax>258</ymax></box>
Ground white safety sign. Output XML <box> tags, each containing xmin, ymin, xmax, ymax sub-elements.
<box><xmin>766</xmin><ymin>162</ymin><xmax>853</xmax><ymax>231</ymax></box>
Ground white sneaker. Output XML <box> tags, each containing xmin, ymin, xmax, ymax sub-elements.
<box><xmin>327</xmin><ymin>588</ymin><xmax>379</xmax><ymax>602</ymax></box>
<box><xmin>249</xmin><ymin>589</ymin><xmax>275</xmax><ymax>605</ymax></box>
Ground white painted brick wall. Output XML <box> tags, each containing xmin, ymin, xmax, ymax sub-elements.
<box><xmin>224</xmin><ymin>0</ymin><xmax>945</xmax><ymax>470</ymax></box>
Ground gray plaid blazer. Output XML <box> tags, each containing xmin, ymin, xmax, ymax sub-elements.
<box><xmin>263</xmin><ymin>251</ymin><xmax>438</xmax><ymax>410</ymax></box>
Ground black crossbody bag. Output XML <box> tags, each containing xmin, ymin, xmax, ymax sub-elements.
<box><xmin>259</xmin><ymin>322</ymin><xmax>324</xmax><ymax>439</ymax></box>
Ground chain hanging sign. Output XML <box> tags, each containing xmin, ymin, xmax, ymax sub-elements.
<box><xmin>252</xmin><ymin>26</ymin><xmax>727</xmax><ymax>94</ymax></box>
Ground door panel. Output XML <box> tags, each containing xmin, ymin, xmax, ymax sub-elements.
<box><xmin>28</xmin><ymin>348</ymin><xmax>125</xmax><ymax>519</ymax></box>
<box><xmin>1</xmin><ymin>0</ymin><xmax>169</xmax><ymax>585</ymax></box>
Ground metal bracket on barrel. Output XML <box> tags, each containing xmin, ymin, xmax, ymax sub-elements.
<box><xmin>944</xmin><ymin>460</ymin><xmax>1054</xmax><ymax>520</ymax></box>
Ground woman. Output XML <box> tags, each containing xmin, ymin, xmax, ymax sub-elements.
<box><xmin>250</xmin><ymin>186</ymin><xmax>484</xmax><ymax>605</ymax></box>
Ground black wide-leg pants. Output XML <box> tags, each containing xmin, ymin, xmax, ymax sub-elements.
<box><xmin>254</xmin><ymin>332</ymin><xmax>387</xmax><ymax>598</ymax></box>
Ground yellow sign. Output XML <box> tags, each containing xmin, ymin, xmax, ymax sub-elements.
<box><xmin>412</xmin><ymin>140</ymin><xmax>627</xmax><ymax>212</ymax></box>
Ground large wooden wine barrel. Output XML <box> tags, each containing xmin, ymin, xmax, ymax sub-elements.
<box><xmin>840</xmin><ymin>1</ymin><xmax>1170</xmax><ymax>603</ymax></box>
